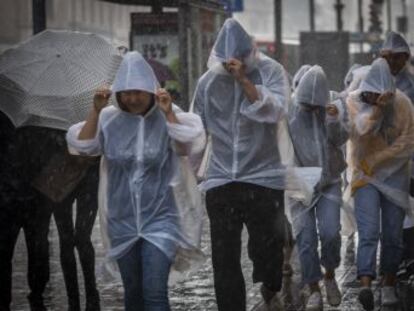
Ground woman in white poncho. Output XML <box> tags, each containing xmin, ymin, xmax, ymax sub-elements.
<box><xmin>66</xmin><ymin>52</ymin><xmax>205</xmax><ymax>311</ymax></box>
<box><xmin>288</xmin><ymin>66</ymin><xmax>347</xmax><ymax>311</ymax></box>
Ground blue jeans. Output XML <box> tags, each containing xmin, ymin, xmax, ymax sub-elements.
<box><xmin>296</xmin><ymin>184</ymin><xmax>342</xmax><ymax>284</ymax></box>
<box><xmin>117</xmin><ymin>239</ymin><xmax>172</xmax><ymax>311</ymax></box>
<box><xmin>355</xmin><ymin>184</ymin><xmax>405</xmax><ymax>279</ymax></box>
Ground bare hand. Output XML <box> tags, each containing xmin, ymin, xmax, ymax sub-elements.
<box><xmin>225</xmin><ymin>58</ymin><xmax>246</xmax><ymax>82</ymax></box>
<box><xmin>376</xmin><ymin>91</ymin><xmax>394</xmax><ymax>107</ymax></box>
<box><xmin>156</xmin><ymin>88</ymin><xmax>173</xmax><ymax>114</ymax></box>
<box><xmin>326</xmin><ymin>104</ymin><xmax>339</xmax><ymax>117</ymax></box>
<box><xmin>93</xmin><ymin>85</ymin><xmax>111</xmax><ymax>113</ymax></box>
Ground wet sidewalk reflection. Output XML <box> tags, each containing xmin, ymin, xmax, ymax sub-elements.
<box><xmin>10</xmin><ymin>218</ymin><xmax>412</xmax><ymax>310</ymax></box>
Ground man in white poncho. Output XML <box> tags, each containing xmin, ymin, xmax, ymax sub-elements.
<box><xmin>192</xmin><ymin>18</ymin><xmax>290</xmax><ymax>311</ymax></box>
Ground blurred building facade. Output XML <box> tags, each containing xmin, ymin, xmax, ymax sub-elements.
<box><xmin>0</xmin><ymin>0</ymin><xmax>148</xmax><ymax>53</ymax></box>
<box><xmin>2</xmin><ymin>0</ymin><xmax>413</xmax><ymax>53</ymax></box>
<box><xmin>0</xmin><ymin>0</ymin><xmax>227</xmax><ymax>107</ymax></box>
<box><xmin>234</xmin><ymin>0</ymin><xmax>414</xmax><ymax>44</ymax></box>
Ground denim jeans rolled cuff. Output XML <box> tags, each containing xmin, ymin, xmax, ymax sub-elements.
<box><xmin>355</xmin><ymin>184</ymin><xmax>405</xmax><ymax>280</ymax></box>
<box><xmin>295</xmin><ymin>189</ymin><xmax>342</xmax><ymax>285</ymax></box>
<box><xmin>297</xmin><ymin>232</ymin><xmax>341</xmax><ymax>285</ymax></box>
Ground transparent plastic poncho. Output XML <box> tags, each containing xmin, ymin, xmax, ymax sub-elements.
<box><xmin>343</xmin><ymin>58</ymin><xmax>414</xmax><ymax>217</ymax></box>
<box><xmin>192</xmin><ymin>18</ymin><xmax>292</xmax><ymax>192</ymax></box>
<box><xmin>66</xmin><ymin>52</ymin><xmax>206</xmax><ymax>281</ymax></box>
<box><xmin>287</xmin><ymin>66</ymin><xmax>347</xmax><ymax>235</ymax></box>
<box><xmin>381</xmin><ymin>31</ymin><xmax>411</xmax><ymax>55</ymax></box>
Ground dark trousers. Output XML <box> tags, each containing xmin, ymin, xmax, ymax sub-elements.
<box><xmin>403</xmin><ymin>179</ymin><xmax>414</xmax><ymax>262</ymax></box>
<box><xmin>53</xmin><ymin>165</ymin><xmax>100</xmax><ymax>311</ymax></box>
<box><xmin>0</xmin><ymin>195</ymin><xmax>51</xmax><ymax>311</ymax></box>
<box><xmin>403</xmin><ymin>227</ymin><xmax>414</xmax><ymax>261</ymax></box>
<box><xmin>206</xmin><ymin>182</ymin><xmax>285</xmax><ymax>311</ymax></box>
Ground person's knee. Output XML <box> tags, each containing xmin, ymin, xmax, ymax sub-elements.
<box><xmin>30</xmin><ymin>234</ymin><xmax>50</xmax><ymax>255</ymax></box>
<box><xmin>74</xmin><ymin>232</ymin><xmax>92</xmax><ymax>251</ymax></box>
<box><xmin>382</xmin><ymin>229</ymin><xmax>404</xmax><ymax>249</ymax></box>
<box><xmin>142</xmin><ymin>277</ymin><xmax>169</xmax><ymax>305</ymax></box>
<box><xmin>358</xmin><ymin>223</ymin><xmax>380</xmax><ymax>244</ymax></box>
<box><xmin>297</xmin><ymin>230</ymin><xmax>317</xmax><ymax>251</ymax></box>
<box><xmin>122</xmin><ymin>272</ymin><xmax>140</xmax><ymax>297</ymax></box>
<box><xmin>320</xmin><ymin>225</ymin><xmax>340</xmax><ymax>245</ymax></box>
<box><xmin>57</xmin><ymin>231</ymin><xmax>75</xmax><ymax>250</ymax></box>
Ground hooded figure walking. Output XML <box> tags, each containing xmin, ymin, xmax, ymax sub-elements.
<box><xmin>66</xmin><ymin>51</ymin><xmax>205</xmax><ymax>311</ymax></box>
<box><xmin>288</xmin><ymin>66</ymin><xmax>348</xmax><ymax>311</ymax></box>
<box><xmin>380</xmin><ymin>31</ymin><xmax>414</xmax><ymax>277</ymax></box>
<box><xmin>192</xmin><ymin>19</ymin><xmax>290</xmax><ymax>311</ymax></box>
<box><xmin>332</xmin><ymin>58</ymin><xmax>414</xmax><ymax>310</ymax></box>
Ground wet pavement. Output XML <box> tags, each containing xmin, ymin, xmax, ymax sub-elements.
<box><xmin>8</xmin><ymin>217</ymin><xmax>410</xmax><ymax>310</ymax></box>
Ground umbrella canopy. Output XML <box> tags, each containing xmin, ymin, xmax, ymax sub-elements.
<box><xmin>0</xmin><ymin>30</ymin><xmax>122</xmax><ymax>129</ymax></box>
<box><xmin>146</xmin><ymin>58</ymin><xmax>176</xmax><ymax>84</ymax></box>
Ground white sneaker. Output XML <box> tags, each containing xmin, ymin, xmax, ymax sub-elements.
<box><xmin>381</xmin><ymin>286</ymin><xmax>399</xmax><ymax>306</ymax></box>
<box><xmin>324</xmin><ymin>278</ymin><xmax>342</xmax><ymax>307</ymax></box>
<box><xmin>305</xmin><ymin>291</ymin><xmax>323</xmax><ymax>311</ymax></box>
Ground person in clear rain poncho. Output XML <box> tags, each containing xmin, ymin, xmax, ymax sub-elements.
<box><xmin>332</xmin><ymin>58</ymin><xmax>414</xmax><ymax>310</ymax></box>
<box><xmin>192</xmin><ymin>18</ymin><xmax>290</xmax><ymax>311</ymax></box>
<box><xmin>292</xmin><ymin>64</ymin><xmax>312</xmax><ymax>93</ymax></box>
<box><xmin>344</xmin><ymin>64</ymin><xmax>362</xmax><ymax>92</ymax></box>
<box><xmin>340</xmin><ymin>64</ymin><xmax>370</xmax><ymax>254</ymax></box>
<box><xmin>287</xmin><ymin>66</ymin><xmax>347</xmax><ymax>311</ymax></box>
<box><xmin>381</xmin><ymin>31</ymin><xmax>414</xmax><ymax>102</ymax></box>
<box><xmin>66</xmin><ymin>52</ymin><xmax>205</xmax><ymax>311</ymax></box>
<box><xmin>380</xmin><ymin>31</ymin><xmax>414</xmax><ymax>276</ymax></box>
<box><xmin>289</xmin><ymin>64</ymin><xmax>312</xmax><ymax>115</ymax></box>
<box><xmin>279</xmin><ymin>64</ymin><xmax>313</xmax><ymax>281</ymax></box>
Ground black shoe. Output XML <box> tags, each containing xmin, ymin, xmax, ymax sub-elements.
<box><xmin>358</xmin><ymin>287</ymin><xmax>374</xmax><ymax>311</ymax></box>
<box><xmin>260</xmin><ymin>284</ymin><xmax>283</xmax><ymax>310</ymax></box>
<box><xmin>261</xmin><ymin>284</ymin><xmax>276</xmax><ymax>305</ymax></box>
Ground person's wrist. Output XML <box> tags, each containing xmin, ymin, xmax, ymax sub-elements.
<box><xmin>92</xmin><ymin>106</ymin><xmax>103</xmax><ymax>116</ymax></box>
<box><xmin>238</xmin><ymin>75</ymin><xmax>249</xmax><ymax>85</ymax></box>
<box><xmin>93</xmin><ymin>107</ymin><xmax>100</xmax><ymax>114</ymax></box>
<box><xmin>164</xmin><ymin>107</ymin><xmax>175</xmax><ymax>121</ymax></box>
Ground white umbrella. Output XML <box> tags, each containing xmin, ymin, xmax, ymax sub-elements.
<box><xmin>0</xmin><ymin>30</ymin><xmax>122</xmax><ymax>129</ymax></box>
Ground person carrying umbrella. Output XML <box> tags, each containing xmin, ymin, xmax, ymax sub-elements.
<box><xmin>0</xmin><ymin>30</ymin><xmax>122</xmax><ymax>311</ymax></box>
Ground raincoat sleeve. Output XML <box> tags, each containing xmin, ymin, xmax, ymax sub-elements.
<box><xmin>166</xmin><ymin>105</ymin><xmax>206</xmax><ymax>156</ymax></box>
<box><xmin>240</xmin><ymin>60</ymin><xmax>289</xmax><ymax>124</ymax></box>
<box><xmin>365</xmin><ymin>95</ymin><xmax>414</xmax><ymax>170</ymax></box>
<box><xmin>326</xmin><ymin>99</ymin><xmax>349</xmax><ymax>146</ymax></box>
<box><xmin>191</xmin><ymin>76</ymin><xmax>208</xmax><ymax>131</ymax></box>
<box><xmin>346</xmin><ymin>92</ymin><xmax>381</xmax><ymax>136</ymax></box>
<box><xmin>66</xmin><ymin>120</ymin><xmax>102</xmax><ymax>156</ymax></box>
